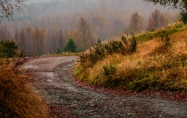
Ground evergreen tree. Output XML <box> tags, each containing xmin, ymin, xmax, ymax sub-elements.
<box><xmin>64</xmin><ymin>37</ymin><xmax>77</xmax><ymax>53</ymax></box>
<box><xmin>0</xmin><ymin>40</ymin><xmax>18</xmax><ymax>58</ymax></box>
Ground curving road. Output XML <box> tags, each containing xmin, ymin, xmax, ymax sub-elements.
<box><xmin>24</xmin><ymin>56</ymin><xmax>187</xmax><ymax>118</ymax></box>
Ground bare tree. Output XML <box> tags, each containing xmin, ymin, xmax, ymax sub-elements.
<box><xmin>78</xmin><ymin>17</ymin><xmax>94</xmax><ymax>50</ymax></box>
<box><xmin>127</xmin><ymin>12</ymin><xmax>144</xmax><ymax>34</ymax></box>
<box><xmin>32</xmin><ymin>28</ymin><xmax>45</xmax><ymax>56</ymax></box>
<box><xmin>146</xmin><ymin>9</ymin><xmax>168</xmax><ymax>31</ymax></box>
<box><xmin>0</xmin><ymin>0</ymin><xmax>26</xmax><ymax>19</ymax></box>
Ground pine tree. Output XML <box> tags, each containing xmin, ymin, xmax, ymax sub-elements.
<box><xmin>64</xmin><ymin>37</ymin><xmax>77</xmax><ymax>53</ymax></box>
<box><xmin>0</xmin><ymin>40</ymin><xmax>18</xmax><ymax>58</ymax></box>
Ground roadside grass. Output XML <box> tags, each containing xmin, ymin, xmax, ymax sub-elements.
<box><xmin>41</xmin><ymin>52</ymin><xmax>79</xmax><ymax>57</ymax></box>
<box><xmin>0</xmin><ymin>61</ymin><xmax>47</xmax><ymax>118</ymax></box>
<box><xmin>74</xmin><ymin>24</ymin><xmax>187</xmax><ymax>92</ymax></box>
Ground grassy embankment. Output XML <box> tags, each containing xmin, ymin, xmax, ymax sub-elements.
<box><xmin>0</xmin><ymin>60</ymin><xmax>47</xmax><ymax>118</ymax></box>
<box><xmin>74</xmin><ymin>23</ymin><xmax>187</xmax><ymax>92</ymax></box>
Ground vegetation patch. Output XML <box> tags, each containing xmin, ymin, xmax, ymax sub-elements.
<box><xmin>0</xmin><ymin>61</ymin><xmax>47</xmax><ymax>118</ymax></box>
<box><xmin>74</xmin><ymin>25</ymin><xmax>187</xmax><ymax>92</ymax></box>
<box><xmin>135</xmin><ymin>23</ymin><xmax>186</xmax><ymax>41</ymax></box>
<box><xmin>41</xmin><ymin>52</ymin><xmax>79</xmax><ymax>57</ymax></box>
<box><xmin>0</xmin><ymin>40</ymin><xmax>46</xmax><ymax>118</ymax></box>
<box><xmin>79</xmin><ymin>35</ymin><xmax>137</xmax><ymax>64</ymax></box>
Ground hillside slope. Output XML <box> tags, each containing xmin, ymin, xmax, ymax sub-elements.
<box><xmin>74</xmin><ymin>23</ymin><xmax>187</xmax><ymax>93</ymax></box>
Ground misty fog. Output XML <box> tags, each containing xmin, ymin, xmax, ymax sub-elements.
<box><xmin>0</xmin><ymin>0</ymin><xmax>180</xmax><ymax>55</ymax></box>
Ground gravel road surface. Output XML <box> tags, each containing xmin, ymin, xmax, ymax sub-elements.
<box><xmin>24</xmin><ymin>56</ymin><xmax>187</xmax><ymax>118</ymax></box>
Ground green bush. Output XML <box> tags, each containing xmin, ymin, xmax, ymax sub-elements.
<box><xmin>103</xmin><ymin>64</ymin><xmax>117</xmax><ymax>76</ymax></box>
<box><xmin>0</xmin><ymin>40</ymin><xmax>18</xmax><ymax>58</ymax></box>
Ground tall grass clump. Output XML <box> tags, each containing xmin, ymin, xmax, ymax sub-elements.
<box><xmin>0</xmin><ymin>61</ymin><xmax>46</xmax><ymax>118</ymax></box>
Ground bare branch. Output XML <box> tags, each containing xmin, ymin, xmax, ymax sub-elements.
<box><xmin>0</xmin><ymin>0</ymin><xmax>26</xmax><ymax>20</ymax></box>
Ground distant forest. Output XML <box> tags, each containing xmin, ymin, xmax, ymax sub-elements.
<box><xmin>0</xmin><ymin>0</ymin><xmax>180</xmax><ymax>55</ymax></box>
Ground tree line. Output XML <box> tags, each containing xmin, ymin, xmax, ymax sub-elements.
<box><xmin>0</xmin><ymin>9</ymin><xmax>179</xmax><ymax>56</ymax></box>
<box><xmin>0</xmin><ymin>0</ymin><xmax>182</xmax><ymax>56</ymax></box>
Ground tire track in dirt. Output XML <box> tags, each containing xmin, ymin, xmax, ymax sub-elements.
<box><xmin>24</xmin><ymin>56</ymin><xmax>187</xmax><ymax>118</ymax></box>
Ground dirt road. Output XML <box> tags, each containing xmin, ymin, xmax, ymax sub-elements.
<box><xmin>24</xmin><ymin>56</ymin><xmax>187</xmax><ymax>118</ymax></box>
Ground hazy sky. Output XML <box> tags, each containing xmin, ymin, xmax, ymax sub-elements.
<box><xmin>28</xmin><ymin>0</ymin><xmax>61</xmax><ymax>3</ymax></box>
<box><xmin>28</xmin><ymin>0</ymin><xmax>62</xmax><ymax>3</ymax></box>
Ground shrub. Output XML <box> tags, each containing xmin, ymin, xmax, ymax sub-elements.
<box><xmin>130</xmin><ymin>35</ymin><xmax>137</xmax><ymax>52</ymax></box>
<box><xmin>56</xmin><ymin>46</ymin><xmax>62</xmax><ymax>54</ymax></box>
<box><xmin>79</xmin><ymin>36</ymin><xmax>137</xmax><ymax>64</ymax></box>
<box><xmin>0</xmin><ymin>63</ymin><xmax>46</xmax><ymax>118</ymax></box>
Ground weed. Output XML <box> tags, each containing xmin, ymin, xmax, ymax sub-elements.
<box><xmin>74</xmin><ymin>66</ymin><xmax>80</xmax><ymax>75</ymax></box>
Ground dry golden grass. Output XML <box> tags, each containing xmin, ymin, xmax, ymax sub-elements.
<box><xmin>171</xmin><ymin>30</ymin><xmax>187</xmax><ymax>55</ymax></box>
<box><xmin>75</xmin><ymin>26</ymin><xmax>187</xmax><ymax>92</ymax></box>
<box><xmin>0</xmin><ymin>62</ymin><xmax>47</xmax><ymax>118</ymax></box>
